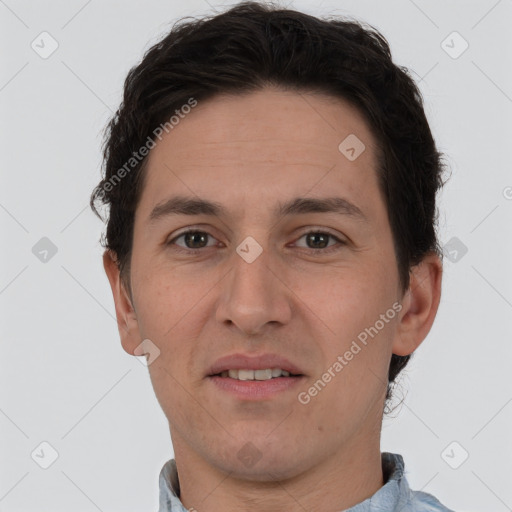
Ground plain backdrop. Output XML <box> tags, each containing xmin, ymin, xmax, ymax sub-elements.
<box><xmin>1</xmin><ymin>0</ymin><xmax>511</xmax><ymax>511</ymax></box>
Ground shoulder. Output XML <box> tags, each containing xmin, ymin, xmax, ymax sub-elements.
<box><xmin>382</xmin><ymin>452</ymin><xmax>455</xmax><ymax>512</ymax></box>
<box><xmin>405</xmin><ymin>488</ymin><xmax>456</xmax><ymax>511</ymax></box>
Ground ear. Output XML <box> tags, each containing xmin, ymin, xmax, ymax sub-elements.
<box><xmin>103</xmin><ymin>250</ymin><xmax>141</xmax><ymax>356</ymax></box>
<box><xmin>392</xmin><ymin>252</ymin><xmax>443</xmax><ymax>356</ymax></box>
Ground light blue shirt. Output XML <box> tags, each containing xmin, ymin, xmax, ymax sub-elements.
<box><xmin>158</xmin><ymin>452</ymin><xmax>455</xmax><ymax>511</ymax></box>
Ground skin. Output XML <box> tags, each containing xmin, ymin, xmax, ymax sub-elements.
<box><xmin>104</xmin><ymin>87</ymin><xmax>442</xmax><ymax>512</ymax></box>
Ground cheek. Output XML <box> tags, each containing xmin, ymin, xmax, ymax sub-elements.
<box><xmin>133</xmin><ymin>262</ymin><xmax>198</xmax><ymax>336</ymax></box>
<box><xmin>293</xmin><ymin>267</ymin><xmax>384</xmax><ymax>335</ymax></box>
<box><xmin>298</xmin><ymin>265</ymin><xmax>397</xmax><ymax>378</ymax></box>
<box><xmin>147</xmin><ymin>361</ymin><xmax>211</xmax><ymax>445</ymax></box>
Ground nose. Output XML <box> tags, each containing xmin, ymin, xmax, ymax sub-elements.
<box><xmin>215</xmin><ymin>241</ymin><xmax>293</xmax><ymax>336</ymax></box>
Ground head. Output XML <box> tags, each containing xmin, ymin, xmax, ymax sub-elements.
<box><xmin>91</xmin><ymin>1</ymin><xmax>446</xmax><ymax>479</ymax></box>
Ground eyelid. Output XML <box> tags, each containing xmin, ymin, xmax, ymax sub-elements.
<box><xmin>166</xmin><ymin>226</ymin><xmax>348</xmax><ymax>253</ymax></box>
<box><xmin>167</xmin><ymin>226</ymin><xmax>221</xmax><ymax>248</ymax></box>
<box><xmin>292</xmin><ymin>228</ymin><xmax>346</xmax><ymax>252</ymax></box>
<box><xmin>294</xmin><ymin>226</ymin><xmax>345</xmax><ymax>240</ymax></box>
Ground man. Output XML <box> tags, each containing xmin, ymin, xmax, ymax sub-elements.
<box><xmin>90</xmin><ymin>2</ymin><xmax>453</xmax><ymax>510</ymax></box>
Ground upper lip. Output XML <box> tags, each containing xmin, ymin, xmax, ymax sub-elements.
<box><xmin>208</xmin><ymin>353</ymin><xmax>305</xmax><ymax>376</ymax></box>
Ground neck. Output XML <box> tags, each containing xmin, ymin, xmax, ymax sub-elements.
<box><xmin>170</xmin><ymin>433</ymin><xmax>384</xmax><ymax>512</ymax></box>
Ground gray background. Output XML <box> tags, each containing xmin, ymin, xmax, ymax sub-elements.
<box><xmin>1</xmin><ymin>0</ymin><xmax>511</xmax><ymax>510</ymax></box>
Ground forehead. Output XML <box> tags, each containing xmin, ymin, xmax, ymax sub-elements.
<box><xmin>136</xmin><ymin>87</ymin><xmax>383</xmax><ymax>223</ymax></box>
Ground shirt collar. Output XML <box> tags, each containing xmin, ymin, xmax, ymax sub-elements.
<box><xmin>158</xmin><ymin>452</ymin><xmax>412</xmax><ymax>512</ymax></box>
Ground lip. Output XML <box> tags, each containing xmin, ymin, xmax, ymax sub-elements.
<box><xmin>207</xmin><ymin>353</ymin><xmax>305</xmax><ymax>377</ymax></box>
<box><xmin>209</xmin><ymin>374</ymin><xmax>305</xmax><ymax>400</ymax></box>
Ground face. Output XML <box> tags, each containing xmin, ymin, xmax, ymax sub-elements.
<box><xmin>105</xmin><ymin>87</ymin><xmax>440</xmax><ymax>481</ymax></box>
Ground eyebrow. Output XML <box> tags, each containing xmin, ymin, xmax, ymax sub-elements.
<box><xmin>148</xmin><ymin>195</ymin><xmax>368</xmax><ymax>224</ymax></box>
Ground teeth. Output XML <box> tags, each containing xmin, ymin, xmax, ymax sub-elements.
<box><xmin>221</xmin><ymin>368</ymin><xmax>294</xmax><ymax>380</ymax></box>
<box><xmin>255</xmin><ymin>369</ymin><xmax>272</xmax><ymax>380</ymax></box>
<box><xmin>238</xmin><ymin>369</ymin><xmax>254</xmax><ymax>381</ymax></box>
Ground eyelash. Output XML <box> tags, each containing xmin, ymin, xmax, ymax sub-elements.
<box><xmin>166</xmin><ymin>228</ymin><xmax>346</xmax><ymax>256</ymax></box>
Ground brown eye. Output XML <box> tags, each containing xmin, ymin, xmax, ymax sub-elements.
<box><xmin>167</xmin><ymin>230</ymin><xmax>218</xmax><ymax>252</ymax></box>
<box><xmin>294</xmin><ymin>230</ymin><xmax>345</xmax><ymax>254</ymax></box>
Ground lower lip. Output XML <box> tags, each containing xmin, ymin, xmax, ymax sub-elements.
<box><xmin>208</xmin><ymin>375</ymin><xmax>305</xmax><ymax>400</ymax></box>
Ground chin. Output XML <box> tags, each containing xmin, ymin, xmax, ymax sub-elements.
<box><xmin>210</xmin><ymin>441</ymin><xmax>306</xmax><ymax>482</ymax></box>
<box><xmin>225</xmin><ymin>459</ymin><xmax>303</xmax><ymax>483</ymax></box>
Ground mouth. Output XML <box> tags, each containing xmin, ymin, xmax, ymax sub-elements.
<box><xmin>206</xmin><ymin>353</ymin><xmax>306</xmax><ymax>399</ymax></box>
<box><xmin>210</xmin><ymin>368</ymin><xmax>304</xmax><ymax>380</ymax></box>
<box><xmin>208</xmin><ymin>371</ymin><xmax>305</xmax><ymax>400</ymax></box>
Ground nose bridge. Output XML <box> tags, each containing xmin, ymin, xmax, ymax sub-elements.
<box><xmin>216</xmin><ymin>236</ymin><xmax>292</xmax><ymax>334</ymax></box>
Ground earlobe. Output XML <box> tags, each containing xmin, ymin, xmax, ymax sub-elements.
<box><xmin>102</xmin><ymin>250</ymin><xmax>141</xmax><ymax>356</ymax></box>
<box><xmin>392</xmin><ymin>252</ymin><xmax>443</xmax><ymax>356</ymax></box>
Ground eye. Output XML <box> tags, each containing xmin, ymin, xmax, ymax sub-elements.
<box><xmin>166</xmin><ymin>228</ymin><xmax>346</xmax><ymax>255</ymax></box>
<box><xmin>293</xmin><ymin>230</ymin><xmax>346</xmax><ymax>254</ymax></box>
<box><xmin>167</xmin><ymin>229</ymin><xmax>219</xmax><ymax>253</ymax></box>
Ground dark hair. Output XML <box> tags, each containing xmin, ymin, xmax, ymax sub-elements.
<box><xmin>90</xmin><ymin>0</ymin><xmax>448</xmax><ymax>409</ymax></box>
